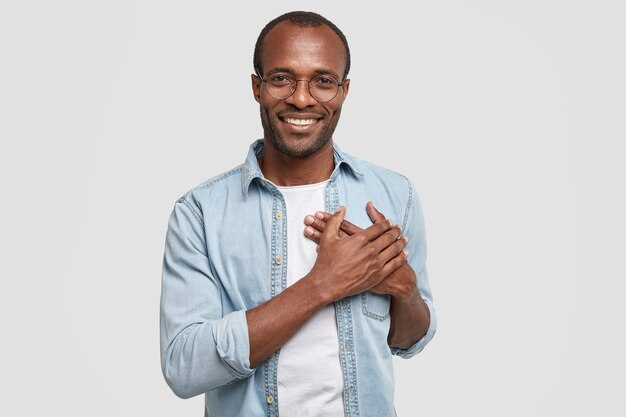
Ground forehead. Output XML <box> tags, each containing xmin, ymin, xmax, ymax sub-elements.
<box><xmin>261</xmin><ymin>22</ymin><xmax>346</xmax><ymax>77</ymax></box>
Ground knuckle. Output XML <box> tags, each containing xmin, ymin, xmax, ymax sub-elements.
<box><xmin>376</xmin><ymin>222</ymin><xmax>388</xmax><ymax>233</ymax></box>
<box><xmin>356</xmin><ymin>234</ymin><xmax>368</xmax><ymax>245</ymax></box>
<box><xmin>372</xmin><ymin>257</ymin><xmax>384</xmax><ymax>271</ymax></box>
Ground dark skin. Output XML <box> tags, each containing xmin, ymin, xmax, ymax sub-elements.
<box><xmin>304</xmin><ymin>202</ymin><xmax>431</xmax><ymax>349</ymax></box>
<box><xmin>244</xmin><ymin>22</ymin><xmax>425</xmax><ymax>368</ymax></box>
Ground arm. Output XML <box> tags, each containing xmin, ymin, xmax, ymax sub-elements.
<box><xmin>304</xmin><ymin>198</ymin><xmax>437</xmax><ymax>356</ymax></box>
<box><xmin>160</xmin><ymin>199</ymin><xmax>253</xmax><ymax>399</ymax></box>
<box><xmin>161</xmin><ymin>201</ymin><xmax>408</xmax><ymax>398</ymax></box>
<box><xmin>246</xmin><ymin>206</ymin><xmax>408</xmax><ymax>368</ymax></box>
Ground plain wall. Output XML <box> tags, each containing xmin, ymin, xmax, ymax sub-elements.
<box><xmin>1</xmin><ymin>1</ymin><xmax>624</xmax><ymax>415</ymax></box>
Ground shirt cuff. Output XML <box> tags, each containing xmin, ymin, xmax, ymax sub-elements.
<box><xmin>212</xmin><ymin>310</ymin><xmax>254</xmax><ymax>378</ymax></box>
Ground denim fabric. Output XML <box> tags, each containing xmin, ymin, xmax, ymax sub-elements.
<box><xmin>160</xmin><ymin>140</ymin><xmax>437</xmax><ymax>417</ymax></box>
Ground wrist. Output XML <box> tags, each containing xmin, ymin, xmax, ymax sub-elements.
<box><xmin>301</xmin><ymin>268</ymin><xmax>338</xmax><ymax>306</ymax></box>
<box><xmin>388</xmin><ymin>265</ymin><xmax>419</xmax><ymax>302</ymax></box>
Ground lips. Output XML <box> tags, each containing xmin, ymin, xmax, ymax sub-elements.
<box><xmin>278</xmin><ymin>113</ymin><xmax>323</xmax><ymax>128</ymax></box>
<box><xmin>282</xmin><ymin>117</ymin><xmax>318</xmax><ymax>126</ymax></box>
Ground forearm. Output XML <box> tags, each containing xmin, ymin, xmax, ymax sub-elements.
<box><xmin>246</xmin><ymin>272</ymin><xmax>332</xmax><ymax>368</ymax></box>
<box><xmin>387</xmin><ymin>283</ymin><xmax>430</xmax><ymax>350</ymax></box>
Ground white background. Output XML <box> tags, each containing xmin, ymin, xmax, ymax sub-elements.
<box><xmin>1</xmin><ymin>1</ymin><xmax>625</xmax><ymax>416</ymax></box>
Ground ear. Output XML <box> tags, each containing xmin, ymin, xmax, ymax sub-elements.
<box><xmin>341</xmin><ymin>78</ymin><xmax>350</xmax><ymax>101</ymax></box>
<box><xmin>251</xmin><ymin>74</ymin><xmax>262</xmax><ymax>103</ymax></box>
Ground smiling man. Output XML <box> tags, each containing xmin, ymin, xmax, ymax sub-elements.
<box><xmin>160</xmin><ymin>11</ymin><xmax>436</xmax><ymax>417</ymax></box>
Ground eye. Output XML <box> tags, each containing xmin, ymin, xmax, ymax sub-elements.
<box><xmin>312</xmin><ymin>76</ymin><xmax>338</xmax><ymax>89</ymax></box>
<box><xmin>268</xmin><ymin>74</ymin><xmax>293</xmax><ymax>86</ymax></box>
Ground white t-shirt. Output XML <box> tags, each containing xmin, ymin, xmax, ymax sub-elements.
<box><xmin>275</xmin><ymin>180</ymin><xmax>344</xmax><ymax>417</ymax></box>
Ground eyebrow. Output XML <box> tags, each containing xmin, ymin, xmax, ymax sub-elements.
<box><xmin>266</xmin><ymin>67</ymin><xmax>340</xmax><ymax>79</ymax></box>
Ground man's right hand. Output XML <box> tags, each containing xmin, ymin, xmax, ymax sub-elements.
<box><xmin>308</xmin><ymin>206</ymin><xmax>408</xmax><ymax>303</ymax></box>
<box><xmin>246</xmin><ymin>206</ymin><xmax>406</xmax><ymax>369</ymax></box>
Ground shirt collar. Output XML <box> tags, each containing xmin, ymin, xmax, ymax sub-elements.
<box><xmin>241</xmin><ymin>139</ymin><xmax>364</xmax><ymax>195</ymax></box>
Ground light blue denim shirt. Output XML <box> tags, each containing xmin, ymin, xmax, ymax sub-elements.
<box><xmin>160</xmin><ymin>140</ymin><xmax>437</xmax><ymax>417</ymax></box>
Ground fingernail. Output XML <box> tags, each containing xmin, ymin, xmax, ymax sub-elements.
<box><xmin>304</xmin><ymin>226</ymin><xmax>315</xmax><ymax>236</ymax></box>
<box><xmin>404</xmin><ymin>250</ymin><xmax>409</xmax><ymax>257</ymax></box>
<box><xmin>304</xmin><ymin>215</ymin><xmax>314</xmax><ymax>225</ymax></box>
<box><xmin>315</xmin><ymin>212</ymin><xmax>325</xmax><ymax>219</ymax></box>
<box><xmin>403</xmin><ymin>236</ymin><xmax>409</xmax><ymax>243</ymax></box>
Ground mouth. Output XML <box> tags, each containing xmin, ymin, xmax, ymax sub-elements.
<box><xmin>278</xmin><ymin>114</ymin><xmax>322</xmax><ymax>131</ymax></box>
<box><xmin>282</xmin><ymin>117</ymin><xmax>318</xmax><ymax>126</ymax></box>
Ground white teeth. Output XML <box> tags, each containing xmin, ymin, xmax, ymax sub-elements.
<box><xmin>284</xmin><ymin>118</ymin><xmax>316</xmax><ymax>126</ymax></box>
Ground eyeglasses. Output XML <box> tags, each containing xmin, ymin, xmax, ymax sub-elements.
<box><xmin>257</xmin><ymin>73</ymin><xmax>345</xmax><ymax>103</ymax></box>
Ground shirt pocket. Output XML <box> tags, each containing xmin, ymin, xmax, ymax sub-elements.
<box><xmin>361</xmin><ymin>292</ymin><xmax>391</xmax><ymax>321</ymax></box>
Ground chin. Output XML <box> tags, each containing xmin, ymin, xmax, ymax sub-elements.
<box><xmin>272</xmin><ymin>135</ymin><xmax>331</xmax><ymax>158</ymax></box>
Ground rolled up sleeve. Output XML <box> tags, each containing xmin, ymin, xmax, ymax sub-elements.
<box><xmin>160</xmin><ymin>197</ymin><xmax>254</xmax><ymax>399</ymax></box>
<box><xmin>392</xmin><ymin>180</ymin><xmax>437</xmax><ymax>359</ymax></box>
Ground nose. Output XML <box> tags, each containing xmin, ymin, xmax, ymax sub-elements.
<box><xmin>284</xmin><ymin>80</ymin><xmax>318</xmax><ymax>109</ymax></box>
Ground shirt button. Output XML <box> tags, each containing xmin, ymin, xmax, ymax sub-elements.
<box><xmin>275</xmin><ymin>211</ymin><xmax>282</xmax><ymax>220</ymax></box>
<box><xmin>266</xmin><ymin>395</ymin><xmax>274</xmax><ymax>404</ymax></box>
<box><xmin>275</xmin><ymin>256</ymin><xmax>282</xmax><ymax>265</ymax></box>
<box><xmin>344</xmin><ymin>341</ymin><xmax>349</xmax><ymax>351</ymax></box>
<box><xmin>348</xmin><ymin>386</ymin><xmax>353</xmax><ymax>397</ymax></box>
<box><xmin>260</xmin><ymin>181</ymin><xmax>266</xmax><ymax>187</ymax></box>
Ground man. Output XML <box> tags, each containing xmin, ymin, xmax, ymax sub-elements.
<box><xmin>160</xmin><ymin>11</ymin><xmax>436</xmax><ymax>417</ymax></box>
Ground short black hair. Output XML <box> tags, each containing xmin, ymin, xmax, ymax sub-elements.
<box><xmin>253</xmin><ymin>11</ymin><xmax>351</xmax><ymax>81</ymax></box>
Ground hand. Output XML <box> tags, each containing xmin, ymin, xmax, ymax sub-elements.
<box><xmin>305</xmin><ymin>202</ymin><xmax>417</xmax><ymax>300</ymax></box>
<box><xmin>308</xmin><ymin>206</ymin><xmax>408</xmax><ymax>302</ymax></box>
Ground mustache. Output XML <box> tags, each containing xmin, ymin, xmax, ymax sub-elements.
<box><xmin>277</xmin><ymin>108</ymin><xmax>324</xmax><ymax>118</ymax></box>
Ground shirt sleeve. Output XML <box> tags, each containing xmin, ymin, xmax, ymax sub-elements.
<box><xmin>160</xmin><ymin>197</ymin><xmax>254</xmax><ymax>399</ymax></box>
<box><xmin>391</xmin><ymin>180</ymin><xmax>438</xmax><ymax>358</ymax></box>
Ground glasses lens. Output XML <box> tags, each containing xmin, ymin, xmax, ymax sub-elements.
<box><xmin>266</xmin><ymin>75</ymin><xmax>295</xmax><ymax>100</ymax></box>
<box><xmin>309</xmin><ymin>76</ymin><xmax>339</xmax><ymax>102</ymax></box>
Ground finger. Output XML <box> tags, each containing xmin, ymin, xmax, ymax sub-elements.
<box><xmin>306</xmin><ymin>214</ymin><xmax>349</xmax><ymax>238</ymax></box>
<box><xmin>315</xmin><ymin>211</ymin><xmax>360</xmax><ymax>237</ymax></box>
<box><xmin>305</xmin><ymin>214</ymin><xmax>326</xmax><ymax>232</ymax></box>
<box><xmin>379</xmin><ymin>248</ymin><xmax>409</xmax><ymax>278</ymax></box>
<box><xmin>366</xmin><ymin>201</ymin><xmax>387</xmax><ymax>224</ymax></box>
<box><xmin>322</xmin><ymin>206</ymin><xmax>345</xmax><ymax>242</ymax></box>
<box><xmin>372</xmin><ymin>225</ymin><xmax>405</xmax><ymax>253</ymax></box>
<box><xmin>340</xmin><ymin>219</ymin><xmax>361</xmax><ymax>236</ymax></box>
<box><xmin>378</xmin><ymin>236</ymin><xmax>408</xmax><ymax>265</ymax></box>
<box><xmin>303</xmin><ymin>225</ymin><xmax>322</xmax><ymax>244</ymax></box>
<box><xmin>360</xmin><ymin>218</ymin><xmax>394</xmax><ymax>242</ymax></box>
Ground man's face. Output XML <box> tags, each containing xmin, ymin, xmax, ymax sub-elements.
<box><xmin>252</xmin><ymin>22</ymin><xmax>350</xmax><ymax>158</ymax></box>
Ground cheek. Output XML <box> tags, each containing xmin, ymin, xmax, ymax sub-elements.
<box><xmin>325</xmin><ymin>103</ymin><xmax>342</xmax><ymax>119</ymax></box>
<box><xmin>261</xmin><ymin>99</ymin><xmax>282</xmax><ymax>118</ymax></box>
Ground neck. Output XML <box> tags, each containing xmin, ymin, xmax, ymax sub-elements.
<box><xmin>259</xmin><ymin>140</ymin><xmax>335</xmax><ymax>186</ymax></box>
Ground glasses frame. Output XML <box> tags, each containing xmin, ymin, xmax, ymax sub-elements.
<box><xmin>256</xmin><ymin>72</ymin><xmax>346</xmax><ymax>103</ymax></box>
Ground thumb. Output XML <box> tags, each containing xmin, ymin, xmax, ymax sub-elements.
<box><xmin>323</xmin><ymin>206</ymin><xmax>346</xmax><ymax>242</ymax></box>
<box><xmin>366</xmin><ymin>201</ymin><xmax>386</xmax><ymax>224</ymax></box>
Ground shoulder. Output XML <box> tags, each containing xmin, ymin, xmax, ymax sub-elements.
<box><xmin>174</xmin><ymin>164</ymin><xmax>246</xmax><ymax>216</ymax></box>
<box><xmin>343</xmin><ymin>152</ymin><xmax>415</xmax><ymax>198</ymax></box>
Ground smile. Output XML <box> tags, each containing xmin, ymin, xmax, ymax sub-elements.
<box><xmin>282</xmin><ymin>117</ymin><xmax>319</xmax><ymax>126</ymax></box>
